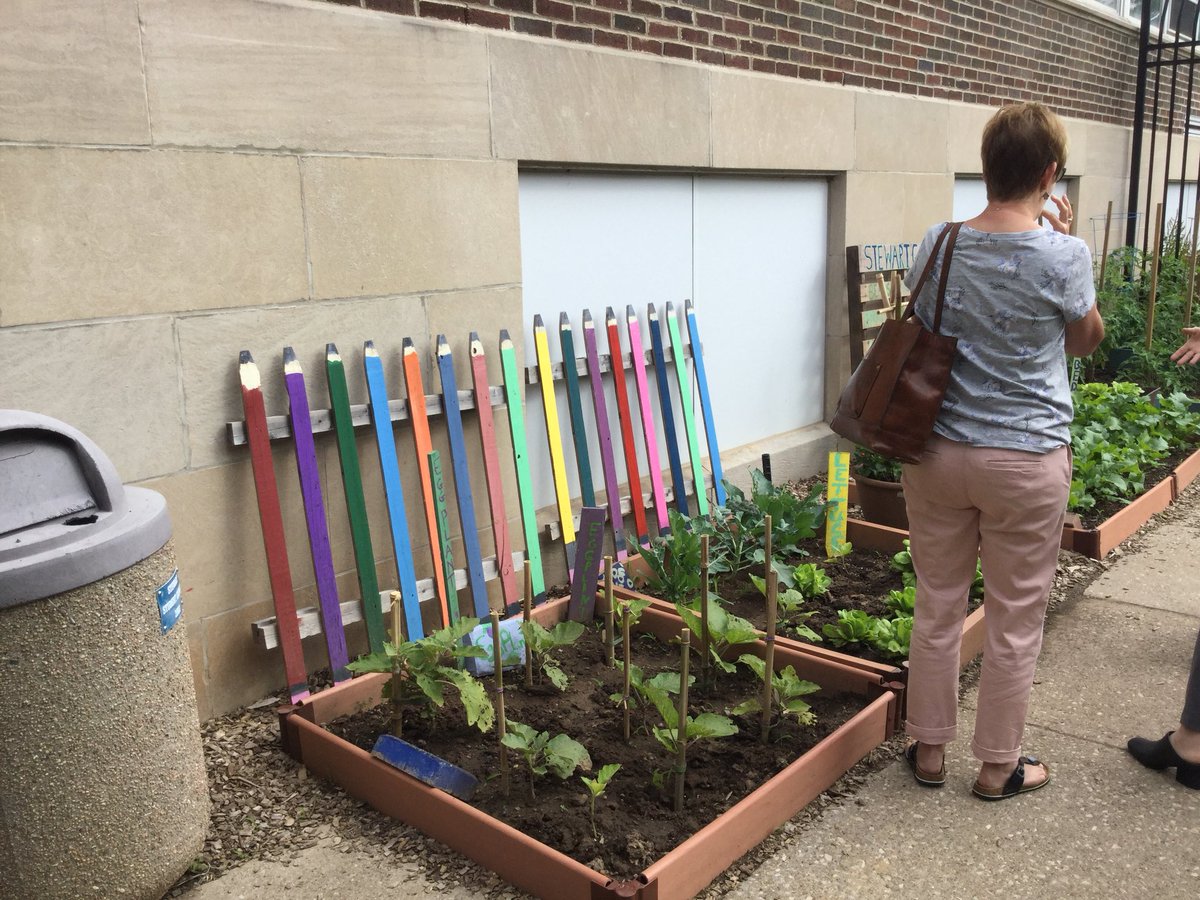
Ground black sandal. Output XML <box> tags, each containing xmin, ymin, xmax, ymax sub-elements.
<box><xmin>972</xmin><ymin>755</ymin><xmax>1050</xmax><ymax>801</ymax></box>
<box><xmin>905</xmin><ymin>742</ymin><xmax>946</xmax><ymax>787</ymax></box>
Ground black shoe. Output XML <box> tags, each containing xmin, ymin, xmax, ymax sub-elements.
<box><xmin>1127</xmin><ymin>732</ymin><xmax>1200</xmax><ymax>789</ymax></box>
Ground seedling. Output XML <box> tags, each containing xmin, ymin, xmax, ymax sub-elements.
<box><xmin>501</xmin><ymin>720</ymin><xmax>592</xmax><ymax>800</ymax></box>
<box><xmin>731</xmin><ymin>654</ymin><xmax>821</xmax><ymax>737</ymax></box>
<box><xmin>580</xmin><ymin>763</ymin><xmax>621</xmax><ymax>840</ymax></box>
<box><xmin>675</xmin><ymin>596</ymin><xmax>761</xmax><ymax>675</ymax></box>
<box><xmin>519</xmin><ymin>619</ymin><xmax>584</xmax><ymax>691</ymax></box>
<box><xmin>750</xmin><ymin>572</ymin><xmax>821</xmax><ymax>642</ymax></box>
<box><xmin>347</xmin><ymin>617</ymin><xmax>494</xmax><ymax>737</ymax></box>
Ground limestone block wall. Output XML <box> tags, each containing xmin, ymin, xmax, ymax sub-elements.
<box><xmin>1</xmin><ymin>0</ymin><xmax>1135</xmax><ymax>718</ymax></box>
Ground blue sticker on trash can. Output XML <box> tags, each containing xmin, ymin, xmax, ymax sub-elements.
<box><xmin>156</xmin><ymin>569</ymin><xmax>182</xmax><ymax>634</ymax></box>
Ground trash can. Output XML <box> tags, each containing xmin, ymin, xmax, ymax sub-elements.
<box><xmin>0</xmin><ymin>411</ymin><xmax>209</xmax><ymax>900</ymax></box>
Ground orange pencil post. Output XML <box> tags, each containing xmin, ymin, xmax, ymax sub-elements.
<box><xmin>402</xmin><ymin>338</ymin><xmax>450</xmax><ymax>627</ymax></box>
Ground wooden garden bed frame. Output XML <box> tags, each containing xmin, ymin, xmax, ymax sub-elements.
<box><xmin>278</xmin><ymin>593</ymin><xmax>900</xmax><ymax>900</ymax></box>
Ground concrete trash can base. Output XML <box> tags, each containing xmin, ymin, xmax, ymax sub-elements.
<box><xmin>0</xmin><ymin>411</ymin><xmax>209</xmax><ymax>900</ymax></box>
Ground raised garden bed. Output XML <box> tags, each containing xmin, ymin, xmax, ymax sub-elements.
<box><xmin>617</xmin><ymin>515</ymin><xmax>986</xmax><ymax>683</ymax></box>
<box><xmin>846</xmin><ymin>444</ymin><xmax>1200</xmax><ymax>561</ymax></box>
<box><xmin>278</xmin><ymin>594</ymin><xmax>899</xmax><ymax>900</ymax></box>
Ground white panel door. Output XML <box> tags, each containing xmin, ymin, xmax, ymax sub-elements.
<box><xmin>518</xmin><ymin>172</ymin><xmax>693</xmax><ymax>510</ymax></box>
<box><xmin>692</xmin><ymin>176</ymin><xmax>828</xmax><ymax>447</ymax></box>
<box><xmin>518</xmin><ymin>171</ymin><xmax>828</xmax><ymax>510</ymax></box>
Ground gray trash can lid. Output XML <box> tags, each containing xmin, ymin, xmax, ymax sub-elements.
<box><xmin>0</xmin><ymin>410</ymin><xmax>172</xmax><ymax>608</ymax></box>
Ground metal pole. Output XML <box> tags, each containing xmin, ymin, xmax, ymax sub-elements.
<box><xmin>1128</xmin><ymin>0</ymin><xmax>1157</xmax><ymax>247</ymax></box>
<box><xmin>1158</xmin><ymin>1</ymin><xmax>1188</xmax><ymax>254</ymax></box>
<box><xmin>1141</xmin><ymin>3</ymin><xmax>1170</xmax><ymax>256</ymax></box>
<box><xmin>1173</xmin><ymin>8</ymin><xmax>1200</xmax><ymax>231</ymax></box>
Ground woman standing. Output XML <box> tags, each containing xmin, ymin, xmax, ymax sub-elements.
<box><xmin>901</xmin><ymin>102</ymin><xmax>1105</xmax><ymax>800</ymax></box>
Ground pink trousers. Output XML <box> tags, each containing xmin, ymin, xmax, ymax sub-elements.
<box><xmin>901</xmin><ymin>434</ymin><xmax>1071</xmax><ymax>764</ymax></box>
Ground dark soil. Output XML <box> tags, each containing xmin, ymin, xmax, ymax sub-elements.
<box><xmin>714</xmin><ymin>535</ymin><xmax>912</xmax><ymax>665</ymax></box>
<box><xmin>326</xmin><ymin>623</ymin><xmax>862</xmax><ymax>881</ymax></box>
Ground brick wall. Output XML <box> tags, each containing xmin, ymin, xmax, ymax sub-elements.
<box><xmin>331</xmin><ymin>0</ymin><xmax>1138</xmax><ymax>125</ymax></box>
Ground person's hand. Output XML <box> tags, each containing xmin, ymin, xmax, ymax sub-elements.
<box><xmin>1043</xmin><ymin>194</ymin><xmax>1074</xmax><ymax>234</ymax></box>
<box><xmin>1171</xmin><ymin>327</ymin><xmax>1200</xmax><ymax>365</ymax></box>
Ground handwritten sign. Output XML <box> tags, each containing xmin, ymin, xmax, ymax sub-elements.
<box><xmin>825</xmin><ymin>451</ymin><xmax>851</xmax><ymax>558</ymax></box>
<box><xmin>569</xmin><ymin>506</ymin><xmax>608</xmax><ymax>621</ymax></box>
<box><xmin>860</xmin><ymin>242</ymin><xmax>919</xmax><ymax>273</ymax></box>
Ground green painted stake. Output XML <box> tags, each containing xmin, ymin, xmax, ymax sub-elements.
<box><xmin>499</xmin><ymin>331</ymin><xmax>547</xmax><ymax>602</ymax></box>
<box><xmin>427</xmin><ymin>449</ymin><xmax>459</xmax><ymax>629</ymax></box>
<box><xmin>665</xmin><ymin>302</ymin><xmax>709</xmax><ymax>516</ymax></box>
<box><xmin>326</xmin><ymin>343</ymin><xmax>385</xmax><ymax>652</ymax></box>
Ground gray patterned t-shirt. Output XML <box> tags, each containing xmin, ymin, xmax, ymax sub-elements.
<box><xmin>902</xmin><ymin>222</ymin><xmax>1096</xmax><ymax>452</ymax></box>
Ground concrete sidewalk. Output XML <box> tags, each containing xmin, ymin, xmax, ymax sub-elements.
<box><xmin>189</xmin><ymin>494</ymin><xmax>1200</xmax><ymax>900</ymax></box>
<box><xmin>729</xmin><ymin>494</ymin><xmax>1200</xmax><ymax>900</ymax></box>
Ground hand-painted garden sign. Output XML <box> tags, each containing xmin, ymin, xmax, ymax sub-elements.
<box><xmin>825</xmin><ymin>450</ymin><xmax>852</xmax><ymax>558</ymax></box>
<box><xmin>568</xmin><ymin>506</ymin><xmax>608</xmax><ymax>622</ymax></box>
<box><xmin>463</xmin><ymin>618</ymin><xmax>527</xmax><ymax>676</ymax></box>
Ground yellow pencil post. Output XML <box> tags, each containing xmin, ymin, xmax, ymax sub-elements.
<box><xmin>825</xmin><ymin>451</ymin><xmax>851</xmax><ymax>558</ymax></box>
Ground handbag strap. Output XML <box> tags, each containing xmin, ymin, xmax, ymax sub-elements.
<box><xmin>901</xmin><ymin>221</ymin><xmax>962</xmax><ymax>334</ymax></box>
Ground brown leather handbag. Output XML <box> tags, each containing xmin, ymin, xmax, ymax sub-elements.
<box><xmin>830</xmin><ymin>222</ymin><xmax>961</xmax><ymax>464</ymax></box>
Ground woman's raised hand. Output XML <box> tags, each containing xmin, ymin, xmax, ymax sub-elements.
<box><xmin>1043</xmin><ymin>193</ymin><xmax>1074</xmax><ymax>235</ymax></box>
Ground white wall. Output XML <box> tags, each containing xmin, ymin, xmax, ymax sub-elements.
<box><xmin>517</xmin><ymin>171</ymin><xmax>828</xmax><ymax>509</ymax></box>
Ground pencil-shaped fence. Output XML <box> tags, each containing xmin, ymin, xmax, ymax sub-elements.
<box><xmin>229</xmin><ymin>304</ymin><xmax>724</xmax><ymax>696</ymax></box>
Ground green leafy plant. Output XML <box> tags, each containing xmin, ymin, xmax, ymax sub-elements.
<box><xmin>1069</xmin><ymin>381</ymin><xmax>1200</xmax><ymax>512</ymax></box>
<box><xmin>821</xmin><ymin>609</ymin><xmax>878</xmax><ymax>648</ymax></box>
<box><xmin>869</xmin><ymin>616</ymin><xmax>913</xmax><ymax>660</ymax></box>
<box><xmin>885</xmin><ymin>585</ymin><xmax>915</xmax><ymax>616</ymax></box>
<box><xmin>790</xmin><ymin>563</ymin><xmax>831</xmax><ymax>598</ymax></box>
<box><xmin>892</xmin><ymin>539</ymin><xmax>984</xmax><ymax>599</ymax></box>
<box><xmin>675</xmin><ymin>596</ymin><xmax>761</xmax><ymax>675</ymax></box>
<box><xmin>519</xmin><ymin>619</ymin><xmax>585</xmax><ymax>691</ymax></box>
<box><xmin>580</xmin><ymin>763</ymin><xmax>621</xmax><ymax>840</ymax></box>
<box><xmin>706</xmin><ymin>481</ymin><xmax>763</xmax><ymax>574</ymax></box>
<box><xmin>639</xmin><ymin>510</ymin><xmax>708</xmax><ymax>604</ymax></box>
<box><xmin>749</xmin><ymin>572</ymin><xmax>821</xmax><ymax>642</ymax></box>
<box><xmin>747</xmin><ymin>470</ymin><xmax>826</xmax><ymax>559</ymax></box>
<box><xmin>730</xmin><ymin>654</ymin><xmax>821</xmax><ymax>733</ymax></box>
<box><xmin>1092</xmin><ymin>245</ymin><xmax>1200</xmax><ymax>395</ymax></box>
<box><xmin>346</xmin><ymin>618</ymin><xmax>493</xmax><ymax>736</ymax></box>
<box><xmin>852</xmin><ymin>446</ymin><xmax>903</xmax><ymax>483</ymax></box>
<box><xmin>501</xmin><ymin>720</ymin><xmax>592</xmax><ymax>799</ymax></box>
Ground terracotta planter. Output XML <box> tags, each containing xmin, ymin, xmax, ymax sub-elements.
<box><xmin>849</xmin><ymin>473</ymin><xmax>908</xmax><ymax>530</ymax></box>
<box><xmin>278</xmin><ymin>595</ymin><xmax>900</xmax><ymax>900</ymax></box>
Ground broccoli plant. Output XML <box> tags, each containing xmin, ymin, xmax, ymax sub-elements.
<box><xmin>731</xmin><ymin>654</ymin><xmax>821</xmax><ymax>734</ymax></box>
<box><xmin>519</xmin><ymin>619</ymin><xmax>584</xmax><ymax>691</ymax></box>
<box><xmin>346</xmin><ymin>617</ymin><xmax>493</xmax><ymax>736</ymax></box>
<box><xmin>501</xmin><ymin>720</ymin><xmax>592</xmax><ymax>800</ymax></box>
<box><xmin>675</xmin><ymin>596</ymin><xmax>760</xmax><ymax>675</ymax></box>
<box><xmin>580</xmin><ymin>764</ymin><xmax>621</xmax><ymax>839</ymax></box>
<box><xmin>749</xmin><ymin>573</ymin><xmax>821</xmax><ymax>642</ymax></box>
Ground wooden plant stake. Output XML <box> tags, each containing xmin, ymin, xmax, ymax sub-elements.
<box><xmin>1097</xmin><ymin>200</ymin><xmax>1114</xmax><ymax>292</ymax></box>
<box><xmin>523</xmin><ymin>560</ymin><xmax>534</xmax><ymax>689</ymax></box>
<box><xmin>491</xmin><ymin>610</ymin><xmax>509</xmax><ymax>797</ymax></box>
<box><xmin>760</xmin><ymin>568</ymin><xmax>778</xmax><ymax>745</ymax></box>
<box><xmin>604</xmin><ymin>556</ymin><xmax>616</xmax><ymax>666</ymax></box>
<box><xmin>699</xmin><ymin>535</ymin><xmax>710</xmax><ymax>686</ymax></box>
<box><xmin>621</xmin><ymin>601</ymin><xmax>632</xmax><ymax>742</ymax></box>
<box><xmin>763</xmin><ymin>513</ymin><xmax>773</xmax><ymax>584</ymax></box>
<box><xmin>1147</xmin><ymin>202</ymin><xmax>1165</xmax><ymax>350</ymax></box>
<box><xmin>1187</xmin><ymin>190</ymin><xmax>1200</xmax><ymax>327</ymax></box>
<box><xmin>674</xmin><ymin>628</ymin><xmax>691</xmax><ymax>813</ymax></box>
<box><xmin>390</xmin><ymin>592</ymin><xmax>404</xmax><ymax>737</ymax></box>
